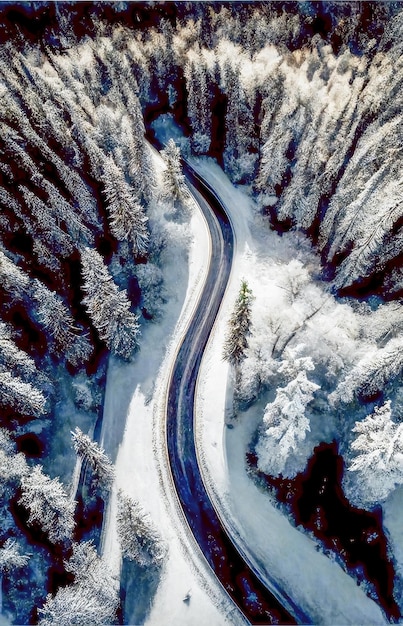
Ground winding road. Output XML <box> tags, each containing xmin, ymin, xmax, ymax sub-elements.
<box><xmin>165</xmin><ymin>158</ymin><xmax>305</xmax><ymax>625</ymax></box>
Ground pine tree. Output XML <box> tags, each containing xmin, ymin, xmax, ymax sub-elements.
<box><xmin>0</xmin><ymin>322</ymin><xmax>37</xmax><ymax>379</ymax></box>
<box><xmin>223</xmin><ymin>280</ymin><xmax>254</xmax><ymax>366</ymax></box>
<box><xmin>0</xmin><ymin>428</ymin><xmax>29</xmax><ymax>500</ymax></box>
<box><xmin>38</xmin><ymin>541</ymin><xmax>118</xmax><ymax>626</ymax></box>
<box><xmin>32</xmin><ymin>280</ymin><xmax>92</xmax><ymax>366</ymax></box>
<box><xmin>120</xmin><ymin>98</ymin><xmax>155</xmax><ymax>203</ymax></box>
<box><xmin>101</xmin><ymin>156</ymin><xmax>149</xmax><ymax>256</ymax></box>
<box><xmin>160</xmin><ymin>139</ymin><xmax>189</xmax><ymax>210</ymax></box>
<box><xmin>116</xmin><ymin>491</ymin><xmax>166</xmax><ymax>567</ymax></box>
<box><xmin>0</xmin><ymin>371</ymin><xmax>46</xmax><ymax>418</ymax></box>
<box><xmin>0</xmin><ymin>250</ymin><xmax>30</xmax><ymax>299</ymax></box>
<box><xmin>348</xmin><ymin>401</ymin><xmax>403</xmax><ymax>504</ymax></box>
<box><xmin>256</xmin><ymin>371</ymin><xmax>319</xmax><ymax>477</ymax></box>
<box><xmin>19</xmin><ymin>465</ymin><xmax>75</xmax><ymax>544</ymax></box>
<box><xmin>71</xmin><ymin>427</ymin><xmax>114</xmax><ymax>490</ymax></box>
<box><xmin>80</xmin><ymin>247</ymin><xmax>140</xmax><ymax>359</ymax></box>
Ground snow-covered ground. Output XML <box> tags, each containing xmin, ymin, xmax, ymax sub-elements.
<box><xmin>191</xmin><ymin>157</ymin><xmax>388</xmax><ymax>625</ymax></box>
<box><xmin>99</xmin><ymin>126</ymin><xmax>388</xmax><ymax>625</ymax></box>
<box><xmin>99</xmin><ymin>147</ymin><xmax>241</xmax><ymax>626</ymax></box>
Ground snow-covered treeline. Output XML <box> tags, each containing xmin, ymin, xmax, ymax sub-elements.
<box><xmin>0</xmin><ymin>14</ymin><xmax>178</xmax><ymax>622</ymax></box>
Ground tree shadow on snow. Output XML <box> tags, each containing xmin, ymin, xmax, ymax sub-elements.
<box><xmin>120</xmin><ymin>558</ymin><xmax>163</xmax><ymax>625</ymax></box>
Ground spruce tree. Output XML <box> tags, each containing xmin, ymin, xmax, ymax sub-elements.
<box><xmin>19</xmin><ymin>465</ymin><xmax>75</xmax><ymax>544</ymax></box>
<box><xmin>80</xmin><ymin>247</ymin><xmax>140</xmax><ymax>359</ymax></box>
<box><xmin>71</xmin><ymin>427</ymin><xmax>114</xmax><ymax>490</ymax></box>
<box><xmin>116</xmin><ymin>490</ymin><xmax>166</xmax><ymax>567</ymax></box>
<box><xmin>160</xmin><ymin>139</ymin><xmax>189</xmax><ymax>210</ymax></box>
<box><xmin>223</xmin><ymin>280</ymin><xmax>254</xmax><ymax>366</ymax></box>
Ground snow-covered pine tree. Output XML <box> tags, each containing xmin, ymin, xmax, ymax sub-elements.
<box><xmin>223</xmin><ymin>280</ymin><xmax>254</xmax><ymax>367</ymax></box>
<box><xmin>0</xmin><ymin>250</ymin><xmax>30</xmax><ymax>300</ymax></box>
<box><xmin>116</xmin><ymin>490</ymin><xmax>166</xmax><ymax>567</ymax></box>
<box><xmin>38</xmin><ymin>541</ymin><xmax>119</xmax><ymax>626</ymax></box>
<box><xmin>80</xmin><ymin>247</ymin><xmax>140</xmax><ymax>359</ymax></box>
<box><xmin>0</xmin><ymin>371</ymin><xmax>46</xmax><ymax>418</ymax></box>
<box><xmin>101</xmin><ymin>156</ymin><xmax>149</xmax><ymax>257</ymax></box>
<box><xmin>120</xmin><ymin>95</ymin><xmax>155</xmax><ymax>203</ymax></box>
<box><xmin>71</xmin><ymin>427</ymin><xmax>114</xmax><ymax>490</ymax></box>
<box><xmin>256</xmin><ymin>370</ymin><xmax>319</xmax><ymax>477</ymax></box>
<box><xmin>160</xmin><ymin>139</ymin><xmax>190</xmax><ymax>210</ymax></box>
<box><xmin>184</xmin><ymin>57</ymin><xmax>211</xmax><ymax>155</ymax></box>
<box><xmin>19</xmin><ymin>465</ymin><xmax>75</xmax><ymax>544</ymax></box>
<box><xmin>329</xmin><ymin>336</ymin><xmax>403</xmax><ymax>405</ymax></box>
<box><xmin>19</xmin><ymin>186</ymin><xmax>74</xmax><ymax>259</ymax></box>
<box><xmin>348</xmin><ymin>401</ymin><xmax>403</xmax><ymax>504</ymax></box>
<box><xmin>0</xmin><ymin>428</ymin><xmax>29</xmax><ymax>502</ymax></box>
<box><xmin>32</xmin><ymin>280</ymin><xmax>92</xmax><ymax>366</ymax></box>
<box><xmin>0</xmin><ymin>322</ymin><xmax>37</xmax><ymax>379</ymax></box>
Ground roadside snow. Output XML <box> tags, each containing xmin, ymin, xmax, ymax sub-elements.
<box><xmin>192</xmin><ymin>157</ymin><xmax>388</xmax><ymax>625</ymax></box>
<box><xmin>99</xmin><ymin>147</ymin><xmax>241</xmax><ymax>626</ymax></box>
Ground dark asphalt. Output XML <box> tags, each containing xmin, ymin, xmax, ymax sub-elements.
<box><xmin>166</xmin><ymin>159</ymin><xmax>307</xmax><ymax>625</ymax></box>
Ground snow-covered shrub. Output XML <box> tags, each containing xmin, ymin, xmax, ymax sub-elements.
<box><xmin>135</xmin><ymin>262</ymin><xmax>167</xmax><ymax>320</ymax></box>
<box><xmin>0</xmin><ymin>539</ymin><xmax>30</xmax><ymax>574</ymax></box>
<box><xmin>330</xmin><ymin>336</ymin><xmax>403</xmax><ymax>406</ymax></box>
<box><xmin>191</xmin><ymin>132</ymin><xmax>210</xmax><ymax>155</ymax></box>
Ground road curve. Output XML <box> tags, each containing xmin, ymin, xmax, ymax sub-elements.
<box><xmin>166</xmin><ymin>157</ymin><xmax>305</xmax><ymax>625</ymax></box>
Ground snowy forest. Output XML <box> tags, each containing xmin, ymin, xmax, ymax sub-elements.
<box><xmin>0</xmin><ymin>1</ymin><xmax>403</xmax><ymax>624</ymax></box>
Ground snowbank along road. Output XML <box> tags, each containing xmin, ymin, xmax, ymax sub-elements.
<box><xmin>165</xmin><ymin>154</ymin><xmax>306</xmax><ymax>625</ymax></box>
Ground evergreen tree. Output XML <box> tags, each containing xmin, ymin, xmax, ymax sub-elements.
<box><xmin>38</xmin><ymin>541</ymin><xmax>118</xmax><ymax>626</ymax></box>
<box><xmin>80</xmin><ymin>247</ymin><xmax>140</xmax><ymax>359</ymax></box>
<box><xmin>0</xmin><ymin>250</ymin><xmax>30</xmax><ymax>299</ymax></box>
<box><xmin>32</xmin><ymin>281</ymin><xmax>92</xmax><ymax>366</ymax></box>
<box><xmin>160</xmin><ymin>139</ymin><xmax>189</xmax><ymax>210</ymax></box>
<box><xmin>71</xmin><ymin>427</ymin><xmax>114</xmax><ymax>490</ymax></box>
<box><xmin>256</xmin><ymin>371</ymin><xmax>319</xmax><ymax>477</ymax></box>
<box><xmin>223</xmin><ymin>280</ymin><xmax>254</xmax><ymax>366</ymax></box>
<box><xmin>0</xmin><ymin>322</ymin><xmax>37</xmax><ymax>379</ymax></box>
<box><xmin>19</xmin><ymin>465</ymin><xmax>75</xmax><ymax>544</ymax></box>
<box><xmin>0</xmin><ymin>371</ymin><xmax>46</xmax><ymax>418</ymax></box>
<box><xmin>101</xmin><ymin>156</ymin><xmax>149</xmax><ymax>256</ymax></box>
<box><xmin>116</xmin><ymin>490</ymin><xmax>166</xmax><ymax>567</ymax></box>
<box><xmin>348</xmin><ymin>401</ymin><xmax>403</xmax><ymax>504</ymax></box>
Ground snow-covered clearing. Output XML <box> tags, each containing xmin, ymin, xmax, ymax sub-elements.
<box><xmin>99</xmin><ymin>147</ymin><xmax>240</xmax><ymax>626</ymax></box>
<box><xmin>191</xmin><ymin>157</ymin><xmax>387</xmax><ymax>625</ymax></box>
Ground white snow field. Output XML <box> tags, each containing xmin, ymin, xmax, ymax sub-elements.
<box><xmin>99</xmin><ymin>133</ymin><xmax>387</xmax><ymax>625</ymax></box>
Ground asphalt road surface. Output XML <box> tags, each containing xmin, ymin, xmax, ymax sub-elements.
<box><xmin>166</xmin><ymin>159</ymin><xmax>306</xmax><ymax>625</ymax></box>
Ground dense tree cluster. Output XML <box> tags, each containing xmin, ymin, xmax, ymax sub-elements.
<box><xmin>38</xmin><ymin>541</ymin><xmax>119</xmax><ymax>626</ymax></box>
